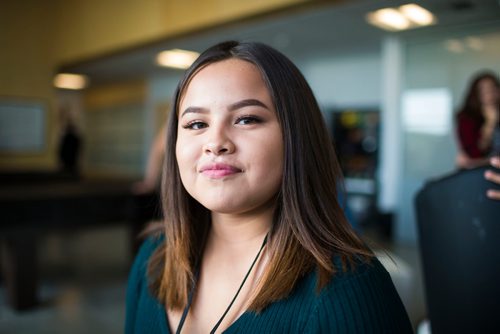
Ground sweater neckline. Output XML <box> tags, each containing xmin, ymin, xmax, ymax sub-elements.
<box><xmin>161</xmin><ymin>303</ymin><xmax>249</xmax><ymax>334</ymax></box>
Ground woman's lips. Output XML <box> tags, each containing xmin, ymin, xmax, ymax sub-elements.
<box><xmin>200</xmin><ymin>163</ymin><xmax>242</xmax><ymax>178</ymax></box>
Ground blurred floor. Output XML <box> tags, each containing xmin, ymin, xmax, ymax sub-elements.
<box><xmin>0</xmin><ymin>226</ymin><xmax>131</xmax><ymax>334</ymax></box>
<box><xmin>0</xmin><ymin>278</ymin><xmax>126</xmax><ymax>334</ymax></box>
<box><xmin>0</xmin><ymin>224</ymin><xmax>427</xmax><ymax>333</ymax></box>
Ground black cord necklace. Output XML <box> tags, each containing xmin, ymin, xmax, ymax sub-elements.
<box><xmin>175</xmin><ymin>234</ymin><xmax>268</xmax><ymax>334</ymax></box>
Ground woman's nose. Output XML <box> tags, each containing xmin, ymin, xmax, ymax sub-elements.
<box><xmin>203</xmin><ymin>127</ymin><xmax>235</xmax><ymax>155</ymax></box>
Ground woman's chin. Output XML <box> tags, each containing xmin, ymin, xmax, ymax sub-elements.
<box><xmin>202</xmin><ymin>202</ymin><xmax>247</xmax><ymax>215</ymax></box>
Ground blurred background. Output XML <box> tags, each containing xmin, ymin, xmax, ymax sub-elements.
<box><xmin>1</xmin><ymin>0</ymin><xmax>499</xmax><ymax>333</ymax></box>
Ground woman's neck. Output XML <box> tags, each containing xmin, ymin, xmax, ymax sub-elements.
<box><xmin>207</xmin><ymin>207</ymin><xmax>273</xmax><ymax>256</ymax></box>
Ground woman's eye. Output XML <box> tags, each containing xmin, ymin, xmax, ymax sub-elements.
<box><xmin>183</xmin><ymin>121</ymin><xmax>207</xmax><ymax>130</ymax></box>
<box><xmin>235</xmin><ymin>116</ymin><xmax>262</xmax><ymax>125</ymax></box>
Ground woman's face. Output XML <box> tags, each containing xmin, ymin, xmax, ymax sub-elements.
<box><xmin>478</xmin><ymin>78</ymin><xmax>499</xmax><ymax>106</ymax></box>
<box><xmin>176</xmin><ymin>59</ymin><xmax>284</xmax><ymax>215</ymax></box>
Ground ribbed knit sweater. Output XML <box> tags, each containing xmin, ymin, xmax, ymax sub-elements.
<box><xmin>125</xmin><ymin>237</ymin><xmax>413</xmax><ymax>333</ymax></box>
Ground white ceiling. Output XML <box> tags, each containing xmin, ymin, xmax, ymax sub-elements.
<box><xmin>60</xmin><ymin>0</ymin><xmax>500</xmax><ymax>84</ymax></box>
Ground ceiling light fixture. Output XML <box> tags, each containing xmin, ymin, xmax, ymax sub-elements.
<box><xmin>366</xmin><ymin>3</ymin><xmax>436</xmax><ymax>31</ymax></box>
<box><xmin>399</xmin><ymin>4</ymin><xmax>436</xmax><ymax>26</ymax></box>
<box><xmin>53</xmin><ymin>73</ymin><xmax>89</xmax><ymax>90</ymax></box>
<box><xmin>366</xmin><ymin>8</ymin><xmax>410</xmax><ymax>31</ymax></box>
<box><xmin>156</xmin><ymin>49</ymin><xmax>200</xmax><ymax>69</ymax></box>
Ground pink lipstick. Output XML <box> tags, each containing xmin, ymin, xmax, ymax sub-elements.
<box><xmin>200</xmin><ymin>163</ymin><xmax>242</xmax><ymax>179</ymax></box>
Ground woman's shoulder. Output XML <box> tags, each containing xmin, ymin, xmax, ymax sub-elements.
<box><xmin>137</xmin><ymin>233</ymin><xmax>164</xmax><ymax>260</ymax></box>
<box><xmin>246</xmin><ymin>255</ymin><xmax>412</xmax><ymax>333</ymax></box>
<box><xmin>125</xmin><ymin>233</ymin><xmax>166</xmax><ymax>333</ymax></box>
<box><xmin>300</xmin><ymin>255</ymin><xmax>395</xmax><ymax>302</ymax></box>
<box><xmin>302</xmin><ymin>255</ymin><xmax>413</xmax><ymax>333</ymax></box>
<box><xmin>329</xmin><ymin>255</ymin><xmax>387</xmax><ymax>284</ymax></box>
<box><xmin>289</xmin><ymin>255</ymin><xmax>394</xmax><ymax>310</ymax></box>
<box><xmin>127</xmin><ymin>233</ymin><xmax>164</xmax><ymax>286</ymax></box>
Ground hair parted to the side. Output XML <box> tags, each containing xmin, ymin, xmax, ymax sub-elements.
<box><xmin>147</xmin><ymin>40</ymin><xmax>373</xmax><ymax>311</ymax></box>
<box><xmin>458</xmin><ymin>70</ymin><xmax>500</xmax><ymax>122</ymax></box>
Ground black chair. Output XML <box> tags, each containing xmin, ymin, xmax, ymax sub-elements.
<box><xmin>415</xmin><ymin>166</ymin><xmax>500</xmax><ymax>334</ymax></box>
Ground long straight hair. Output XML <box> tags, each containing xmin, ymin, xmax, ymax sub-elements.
<box><xmin>148</xmin><ymin>41</ymin><xmax>372</xmax><ymax>311</ymax></box>
<box><xmin>457</xmin><ymin>71</ymin><xmax>500</xmax><ymax>123</ymax></box>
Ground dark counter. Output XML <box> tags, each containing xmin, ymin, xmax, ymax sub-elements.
<box><xmin>0</xmin><ymin>177</ymin><xmax>160</xmax><ymax>311</ymax></box>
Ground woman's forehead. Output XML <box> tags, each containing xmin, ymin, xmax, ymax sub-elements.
<box><xmin>178</xmin><ymin>59</ymin><xmax>270</xmax><ymax>110</ymax></box>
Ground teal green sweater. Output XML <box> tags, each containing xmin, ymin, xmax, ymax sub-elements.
<box><xmin>125</xmin><ymin>237</ymin><xmax>413</xmax><ymax>333</ymax></box>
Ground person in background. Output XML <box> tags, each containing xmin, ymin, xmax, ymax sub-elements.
<box><xmin>125</xmin><ymin>41</ymin><xmax>412</xmax><ymax>333</ymax></box>
<box><xmin>131</xmin><ymin>126</ymin><xmax>167</xmax><ymax>194</ymax></box>
<box><xmin>130</xmin><ymin>126</ymin><xmax>167</xmax><ymax>247</ymax></box>
<box><xmin>456</xmin><ymin>71</ymin><xmax>500</xmax><ymax>169</ymax></box>
<box><xmin>57</xmin><ymin>106</ymin><xmax>82</xmax><ymax>176</ymax></box>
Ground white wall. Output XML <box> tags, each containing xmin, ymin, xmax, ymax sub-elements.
<box><xmin>301</xmin><ymin>51</ymin><xmax>382</xmax><ymax>109</ymax></box>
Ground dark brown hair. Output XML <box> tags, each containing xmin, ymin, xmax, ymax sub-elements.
<box><xmin>457</xmin><ymin>71</ymin><xmax>500</xmax><ymax>122</ymax></box>
<box><xmin>149</xmin><ymin>41</ymin><xmax>372</xmax><ymax>311</ymax></box>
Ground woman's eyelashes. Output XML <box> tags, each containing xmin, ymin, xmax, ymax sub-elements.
<box><xmin>235</xmin><ymin>115</ymin><xmax>263</xmax><ymax>125</ymax></box>
<box><xmin>183</xmin><ymin>120</ymin><xmax>207</xmax><ymax>130</ymax></box>
<box><xmin>182</xmin><ymin>115</ymin><xmax>263</xmax><ymax>130</ymax></box>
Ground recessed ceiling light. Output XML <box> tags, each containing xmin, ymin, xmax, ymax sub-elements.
<box><xmin>366</xmin><ymin>8</ymin><xmax>410</xmax><ymax>31</ymax></box>
<box><xmin>399</xmin><ymin>4</ymin><xmax>436</xmax><ymax>26</ymax></box>
<box><xmin>366</xmin><ymin>3</ymin><xmax>436</xmax><ymax>31</ymax></box>
<box><xmin>156</xmin><ymin>49</ymin><xmax>199</xmax><ymax>69</ymax></box>
<box><xmin>53</xmin><ymin>73</ymin><xmax>89</xmax><ymax>90</ymax></box>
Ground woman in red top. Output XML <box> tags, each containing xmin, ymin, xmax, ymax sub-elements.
<box><xmin>456</xmin><ymin>71</ymin><xmax>500</xmax><ymax>168</ymax></box>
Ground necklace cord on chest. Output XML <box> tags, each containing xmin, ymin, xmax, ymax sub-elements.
<box><xmin>175</xmin><ymin>234</ymin><xmax>268</xmax><ymax>334</ymax></box>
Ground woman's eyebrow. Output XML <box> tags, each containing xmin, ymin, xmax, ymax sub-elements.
<box><xmin>228</xmin><ymin>99</ymin><xmax>270</xmax><ymax>112</ymax></box>
<box><xmin>180</xmin><ymin>106</ymin><xmax>206</xmax><ymax>117</ymax></box>
<box><xmin>180</xmin><ymin>99</ymin><xmax>269</xmax><ymax>117</ymax></box>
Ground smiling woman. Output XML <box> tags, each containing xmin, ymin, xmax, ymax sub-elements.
<box><xmin>176</xmin><ymin>58</ymin><xmax>283</xmax><ymax>216</ymax></box>
<box><xmin>125</xmin><ymin>41</ymin><xmax>412</xmax><ymax>334</ymax></box>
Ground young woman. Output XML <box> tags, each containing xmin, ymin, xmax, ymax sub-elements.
<box><xmin>456</xmin><ymin>71</ymin><xmax>500</xmax><ymax>169</ymax></box>
<box><xmin>125</xmin><ymin>41</ymin><xmax>412</xmax><ymax>333</ymax></box>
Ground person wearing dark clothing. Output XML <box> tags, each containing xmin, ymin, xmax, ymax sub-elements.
<box><xmin>58</xmin><ymin>123</ymin><xmax>82</xmax><ymax>175</ymax></box>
